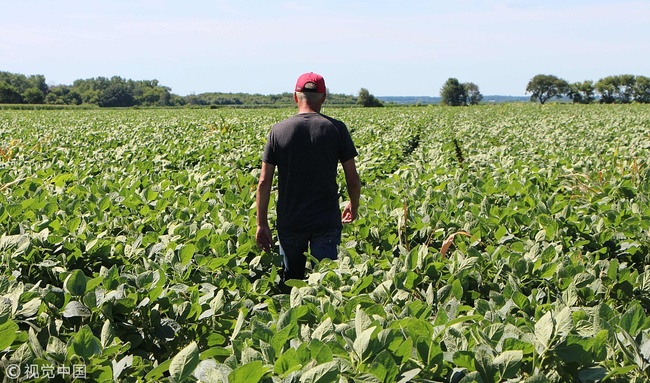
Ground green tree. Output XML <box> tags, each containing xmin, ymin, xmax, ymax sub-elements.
<box><xmin>357</xmin><ymin>88</ymin><xmax>383</xmax><ymax>107</ymax></box>
<box><xmin>46</xmin><ymin>85</ymin><xmax>82</xmax><ymax>105</ymax></box>
<box><xmin>28</xmin><ymin>74</ymin><xmax>49</xmax><ymax>95</ymax></box>
<box><xmin>23</xmin><ymin>87</ymin><xmax>45</xmax><ymax>104</ymax></box>
<box><xmin>463</xmin><ymin>82</ymin><xmax>483</xmax><ymax>105</ymax></box>
<box><xmin>0</xmin><ymin>81</ymin><xmax>23</xmax><ymax>103</ymax></box>
<box><xmin>526</xmin><ymin>74</ymin><xmax>569</xmax><ymax>104</ymax></box>
<box><xmin>567</xmin><ymin>80</ymin><xmax>595</xmax><ymax>104</ymax></box>
<box><xmin>633</xmin><ymin>75</ymin><xmax>650</xmax><ymax>103</ymax></box>
<box><xmin>440</xmin><ymin>78</ymin><xmax>467</xmax><ymax>106</ymax></box>
<box><xmin>595</xmin><ymin>75</ymin><xmax>636</xmax><ymax>104</ymax></box>
<box><xmin>98</xmin><ymin>83</ymin><xmax>135</xmax><ymax>107</ymax></box>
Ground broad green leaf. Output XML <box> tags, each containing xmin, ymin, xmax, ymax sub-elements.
<box><xmin>554</xmin><ymin>307</ymin><xmax>573</xmax><ymax>337</ymax></box>
<box><xmin>179</xmin><ymin>244</ymin><xmax>196</xmax><ymax>266</ymax></box>
<box><xmin>228</xmin><ymin>360</ymin><xmax>267</xmax><ymax>383</ymax></box>
<box><xmin>453</xmin><ymin>350</ymin><xmax>475</xmax><ymax>370</ymax></box>
<box><xmin>309</xmin><ymin>339</ymin><xmax>333</xmax><ymax>364</ymax></box>
<box><xmin>16</xmin><ymin>297</ymin><xmax>41</xmax><ymax>318</ymax></box>
<box><xmin>145</xmin><ymin>359</ymin><xmax>171</xmax><ymax>382</ymax></box>
<box><xmin>578</xmin><ymin>366</ymin><xmax>607</xmax><ymax>382</ymax></box>
<box><xmin>28</xmin><ymin>327</ymin><xmax>44</xmax><ymax>358</ymax></box>
<box><xmin>231</xmin><ymin>308</ymin><xmax>247</xmax><ymax>341</ymax></box>
<box><xmin>63</xmin><ymin>301</ymin><xmax>91</xmax><ymax>318</ymax></box>
<box><xmin>312</xmin><ymin>317</ymin><xmax>333</xmax><ymax>341</ymax></box>
<box><xmin>393</xmin><ymin>337</ymin><xmax>413</xmax><ymax>364</ymax></box>
<box><xmin>353</xmin><ymin>326</ymin><xmax>376</xmax><ymax>360</ymax></box>
<box><xmin>355</xmin><ymin>306</ymin><xmax>373</xmax><ymax>335</ymax></box>
<box><xmin>494</xmin><ymin>350</ymin><xmax>522</xmax><ymax>380</ymax></box>
<box><xmin>113</xmin><ymin>355</ymin><xmax>133</xmax><ymax>381</ymax></box>
<box><xmin>397</xmin><ymin>368</ymin><xmax>421</xmax><ymax>383</ymax></box>
<box><xmin>299</xmin><ymin>360</ymin><xmax>339</xmax><ymax>383</ymax></box>
<box><xmin>70</xmin><ymin>324</ymin><xmax>102</xmax><ymax>361</ymax></box>
<box><xmin>193</xmin><ymin>360</ymin><xmax>231</xmax><ymax>383</ymax></box>
<box><xmin>368</xmin><ymin>350</ymin><xmax>399</xmax><ymax>383</ymax></box>
<box><xmin>277</xmin><ymin>305</ymin><xmax>309</xmax><ymax>330</ymax></box>
<box><xmin>534</xmin><ymin>311</ymin><xmax>554</xmax><ymax>353</ymax></box>
<box><xmin>620</xmin><ymin>303</ymin><xmax>645</xmax><ymax>336</ymax></box>
<box><xmin>64</xmin><ymin>269</ymin><xmax>88</xmax><ymax>296</ymax></box>
<box><xmin>274</xmin><ymin>348</ymin><xmax>302</xmax><ymax>376</ymax></box>
<box><xmin>101</xmin><ymin>319</ymin><xmax>114</xmax><ymax>348</ymax></box>
<box><xmin>474</xmin><ymin>346</ymin><xmax>495</xmax><ymax>383</ymax></box>
<box><xmin>169</xmin><ymin>341</ymin><xmax>200</xmax><ymax>383</ymax></box>
<box><xmin>271</xmin><ymin>323</ymin><xmax>297</xmax><ymax>354</ymax></box>
<box><xmin>512</xmin><ymin>291</ymin><xmax>530</xmax><ymax>311</ymax></box>
<box><xmin>0</xmin><ymin>320</ymin><xmax>18</xmax><ymax>350</ymax></box>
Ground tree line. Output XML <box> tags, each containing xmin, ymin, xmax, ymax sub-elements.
<box><xmin>3</xmin><ymin>70</ymin><xmax>648</xmax><ymax>107</ymax></box>
<box><xmin>0</xmin><ymin>71</ymin><xmax>358</xmax><ymax>107</ymax></box>
<box><xmin>526</xmin><ymin>74</ymin><xmax>650</xmax><ymax>104</ymax></box>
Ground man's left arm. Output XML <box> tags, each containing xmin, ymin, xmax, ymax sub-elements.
<box><xmin>256</xmin><ymin>162</ymin><xmax>275</xmax><ymax>251</ymax></box>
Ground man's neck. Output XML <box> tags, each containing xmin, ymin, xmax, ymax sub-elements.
<box><xmin>297</xmin><ymin>104</ymin><xmax>321</xmax><ymax>114</ymax></box>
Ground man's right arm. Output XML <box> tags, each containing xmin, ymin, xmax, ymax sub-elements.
<box><xmin>341</xmin><ymin>158</ymin><xmax>361</xmax><ymax>223</ymax></box>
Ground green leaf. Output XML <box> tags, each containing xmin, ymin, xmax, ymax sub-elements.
<box><xmin>453</xmin><ymin>350</ymin><xmax>475</xmax><ymax>370</ymax></box>
<box><xmin>193</xmin><ymin>360</ymin><xmax>231</xmax><ymax>383</ymax></box>
<box><xmin>101</xmin><ymin>319</ymin><xmax>115</xmax><ymax>348</ymax></box>
<box><xmin>274</xmin><ymin>348</ymin><xmax>302</xmax><ymax>376</ymax></box>
<box><xmin>309</xmin><ymin>339</ymin><xmax>333</xmax><ymax>364</ymax></box>
<box><xmin>70</xmin><ymin>324</ymin><xmax>102</xmax><ymax>361</ymax></box>
<box><xmin>228</xmin><ymin>360</ymin><xmax>267</xmax><ymax>383</ymax></box>
<box><xmin>353</xmin><ymin>326</ymin><xmax>376</xmax><ymax>360</ymax></box>
<box><xmin>145</xmin><ymin>359</ymin><xmax>171</xmax><ymax>382</ymax></box>
<box><xmin>397</xmin><ymin>368</ymin><xmax>421</xmax><ymax>383</ymax></box>
<box><xmin>278</xmin><ymin>305</ymin><xmax>309</xmax><ymax>330</ymax></box>
<box><xmin>494</xmin><ymin>350</ymin><xmax>522</xmax><ymax>380</ymax></box>
<box><xmin>620</xmin><ymin>303</ymin><xmax>645</xmax><ymax>336</ymax></box>
<box><xmin>512</xmin><ymin>291</ymin><xmax>530</xmax><ymax>311</ymax></box>
<box><xmin>179</xmin><ymin>244</ymin><xmax>196</xmax><ymax>266</ymax></box>
<box><xmin>271</xmin><ymin>323</ymin><xmax>297</xmax><ymax>354</ymax></box>
<box><xmin>64</xmin><ymin>269</ymin><xmax>88</xmax><ymax>296</ymax></box>
<box><xmin>451</xmin><ymin>278</ymin><xmax>463</xmax><ymax>300</ymax></box>
<box><xmin>578</xmin><ymin>366</ymin><xmax>607</xmax><ymax>382</ymax></box>
<box><xmin>355</xmin><ymin>306</ymin><xmax>373</xmax><ymax>335</ymax></box>
<box><xmin>495</xmin><ymin>225</ymin><xmax>508</xmax><ymax>241</ymax></box>
<box><xmin>63</xmin><ymin>301</ymin><xmax>91</xmax><ymax>318</ymax></box>
<box><xmin>368</xmin><ymin>350</ymin><xmax>399</xmax><ymax>383</ymax></box>
<box><xmin>112</xmin><ymin>355</ymin><xmax>133</xmax><ymax>381</ymax></box>
<box><xmin>0</xmin><ymin>319</ymin><xmax>18</xmax><ymax>350</ymax></box>
<box><xmin>299</xmin><ymin>360</ymin><xmax>339</xmax><ymax>383</ymax></box>
<box><xmin>534</xmin><ymin>311</ymin><xmax>554</xmax><ymax>353</ymax></box>
<box><xmin>169</xmin><ymin>341</ymin><xmax>200</xmax><ymax>383</ymax></box>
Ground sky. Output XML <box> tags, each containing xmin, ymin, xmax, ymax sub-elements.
<box><xmin>1</xmin><ymin>0</ymin><xmax>649</xmax><ymax>97</ymax></box>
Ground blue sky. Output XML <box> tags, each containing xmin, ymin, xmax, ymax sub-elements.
<box><xmin>1</xmin><ymin>0</ymin><xmax>649</xmax><ymax>96</ymax></box>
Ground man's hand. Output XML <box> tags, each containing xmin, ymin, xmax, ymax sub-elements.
<box><xmin>256</xmin><ymin>225</ymin><xmax>273</xmax><ymax>252</ymax></box>
<box><xmin>342</xmin><ymin>201</ymin><xmax>357</xmax><ymax>223</ymax></box>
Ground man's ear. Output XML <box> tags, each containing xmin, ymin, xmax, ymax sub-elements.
<box><xmin>293</xmin><ymin>92</ymin><xmax>298</xmax><ymax>103</ymax></box>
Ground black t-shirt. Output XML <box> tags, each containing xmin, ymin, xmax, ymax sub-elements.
<box><xmin>262</xmin><ymin>112</ymin><xmax>358</xmax><ymax>232</ymax></box>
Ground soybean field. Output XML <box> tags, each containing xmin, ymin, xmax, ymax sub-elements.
<box><xmin>1</xmin><ymin>104</ymin><xmax>650</xmax><ymax>382</ymax></box>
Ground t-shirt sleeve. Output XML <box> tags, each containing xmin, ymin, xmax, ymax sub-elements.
<box><xmin>262</xmin><ymin>131</ymin><xmax>277</xmax><ymax>165</ymax></box>
<box><xmin>339</xmin><ymin>123</ymin><xmax>358</xmax><ymax>163</ymax></box>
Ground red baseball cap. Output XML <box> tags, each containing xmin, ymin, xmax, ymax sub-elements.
<box><xmin>295</xmin><ymin>72</ymin><xmax>326</xmax><ymax>93</ymax></box>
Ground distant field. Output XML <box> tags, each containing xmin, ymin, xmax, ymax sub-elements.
<box><xmin>1</xmin><ymin>104</ymin><xmax>649</xmax><ymax>382</ymax></box>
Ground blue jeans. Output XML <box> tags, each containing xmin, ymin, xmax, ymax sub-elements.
<box><xmin>278</xmin><ymin>227</ymin><xmax>341</xmax><ymax>281</ymax></box>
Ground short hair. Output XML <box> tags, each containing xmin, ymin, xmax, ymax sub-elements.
<box><xmin>296</xmin><ymin>91</ymin><xmax>326</xmax><ymax>104</ymax></box>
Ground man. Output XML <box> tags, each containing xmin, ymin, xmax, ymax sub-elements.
<box><xmin>256</xmin><ymin>72</ymin><xmax>361</xmax><ymax>284</ymax></box>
